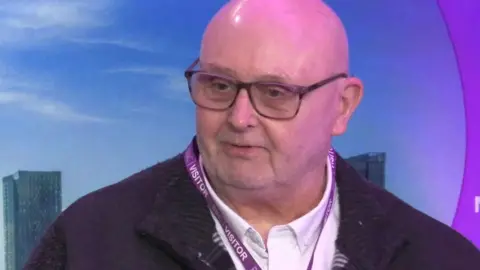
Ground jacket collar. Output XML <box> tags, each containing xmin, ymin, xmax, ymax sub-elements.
<box><xmin>136</xmin><ymin>154</ymin><xmax>234</xmax><ymax>270</ymax></box>
<box><xmin>136</xmin><ymin>153</ymin><xmax>407</xmax><ymax>270</ymax></box>
<box><xmin>334</xmin><ymin>152</ymin><xmax>408</xmax><ymax>270</ymax></box>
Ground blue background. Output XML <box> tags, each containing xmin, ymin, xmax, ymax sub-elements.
<box><xmin>0</xmin><ymin>0</ymin><xmax>467</xmax><ymax>266</ymax></box>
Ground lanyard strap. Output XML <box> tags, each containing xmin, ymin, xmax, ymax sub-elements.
<box><xmin>184</xmin><ymin>137</ymin><xmax>336</xmax><ymax>270</ymax></box>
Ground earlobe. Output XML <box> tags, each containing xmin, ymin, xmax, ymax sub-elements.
<box><xmin>331</xmin><ymin>77</ymin><xmax>363</xmax><ymax>136</ymax></box>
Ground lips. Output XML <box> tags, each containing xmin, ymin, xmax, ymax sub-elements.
<box><xmin>222</xmin><ymin>142</ymin><xmax>261</xmax><ymax>157</ymax></box>
<box><xmin>229</xmin><ymin>143</ymin><xmax>253</xmax><ymax>148</ymax></box>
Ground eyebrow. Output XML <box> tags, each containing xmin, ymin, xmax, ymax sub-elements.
<box><xmin>201</xmin><ymin>62</ymin><xmax>237</xmax><ymax>77</ymax></box>
<box><xmin>200</xmin><ymin>62</ymin><xmax>291</xmax><ymax>83</ymax></box>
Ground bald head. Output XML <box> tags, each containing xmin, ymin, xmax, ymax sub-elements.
<box><xmin>200</xmin><ymin>0</ymin><xmax>349</xmax><ymax>81</ymax></box>
<box><xmin>194</xmin><ymin>0</ymin><xmax>363</xmax><ymax>211</ymax></box>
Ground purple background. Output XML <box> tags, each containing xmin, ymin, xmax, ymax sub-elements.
<box><xmin>439</xmin><ymin>0</ymin><xmax>480</xmax><ymax>247</ymax></box>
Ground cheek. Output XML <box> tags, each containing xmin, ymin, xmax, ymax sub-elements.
<box><xmin>265</xmin><ymin>125</ymin><xmax>313</xmax><ymax>171</ymax></box>
<box><xmin>264</xmin><ymin>124</ymin><xmax>298</xmax><ymax>159</ymax></box>
<box><xmin>196</xmin><ymin>110</ymin><xmax>225</xmax><ymax>149</ymax></box>
<box><xmin>304</xmin><ymin>97</ymin><xmax>339</xmax><ymax>136</ymax></box>
<box><xmin>278</xmin><ymin>108</ymin><xmax>333</xmax><ymax>157</ymax></box>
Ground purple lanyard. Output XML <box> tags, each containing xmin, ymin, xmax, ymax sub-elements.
<box><xmin>184</xmin><ymin>137</ymin><xmax>336</xmax><ymax>270</ymax></box>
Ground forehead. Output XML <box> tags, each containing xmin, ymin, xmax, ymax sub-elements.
<box><xmin>200</xmin><ymin>21</ymin><xmax>335</xmax><ymax>84</ymax></box>
<box><xmin>200</xmin><ymin>61</ymin><xmax>292</xmax><ymax>83</ymax></box>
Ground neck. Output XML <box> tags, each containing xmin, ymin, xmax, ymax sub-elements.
<box><xmin>210</xmin><ymin>164</ymin><xmax>328</xmax><ymax>240</ymax></box>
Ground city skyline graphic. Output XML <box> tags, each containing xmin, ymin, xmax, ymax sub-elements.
<box><xmin>0</xmin><ymin>0</ymin><xmax>472</xmax><ymax>268</ymax></box>
<box><xmin>2</xmin><ymin>171</ymin><xmax>61</xmax><ymax>270</ymax></box>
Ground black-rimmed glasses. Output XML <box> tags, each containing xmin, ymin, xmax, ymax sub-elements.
<box><xmin>184</xmin><ymin>58</ymin><xmax>348</xmax><ymax>120</ymax></box>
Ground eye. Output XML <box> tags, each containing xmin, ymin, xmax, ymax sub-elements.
<box><xmin>266</xmin><ymin>87</ymin><xmax>285</xmax><ymax>97</ymax></box>
<box><xmin>210</xmin><ymin>78</ymin><xmax>232</xmax><ymax>91</ymax></box>
<box><xmin>258</xmin><ymin>84</ymin><xmax>290</xmax><ymax>98</ymax></box>
<box><xmin>193</xmin><ymin>73</ymin><xmax>235</xmax><ymax>92</ymax></box>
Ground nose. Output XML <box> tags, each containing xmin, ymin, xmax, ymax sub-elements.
<box><xmin>227</xmin><ymin>89</ymin><xmax>258</xmax><ymax>130</ymax></box>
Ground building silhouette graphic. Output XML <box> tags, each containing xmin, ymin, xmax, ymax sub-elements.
<box><xmin>2</xmin><ymin>171</ymin><xmax>62</xmax><ymax>270</ymax></box>
<box><xmin>346</xmin><ymin>152</ymin><xmax>386</xmax><ymax>188</ymax></box>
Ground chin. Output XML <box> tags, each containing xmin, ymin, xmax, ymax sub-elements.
<box><xmin>218</xmin><ymin>170</ymin><xmax>274</xmax><ymax>189</ymax></box>
<box><xmin>224</xmin><ymin>178</ymin><xmax>271</xmax><ymax>190</ymax></box>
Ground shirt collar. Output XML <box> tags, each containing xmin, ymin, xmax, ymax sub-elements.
<box><xmin>199</xmin><ymin>155</ymin><xmax>335</xmax><ymax>253</ymax></box>
<box><xmin>288</xmin><ymin>156</ymin><xmax>335</xmax><ymax>251</ymax></box>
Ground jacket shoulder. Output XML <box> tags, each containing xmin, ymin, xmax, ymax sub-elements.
<box><xmin>60</xmin><ymin>153</ymin><xmax>185</xmax><ymax>226</ymax></box>
<box><xmin>25</xmin><ymin>154</ymin><xmax>187</xmax><ymax>269</ymax></box>
<box><xmin>371</xmin><ymin>184</ymin><xmax>480</xmax><ymax>263</ymax></box>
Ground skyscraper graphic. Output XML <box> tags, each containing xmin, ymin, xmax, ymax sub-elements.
<box><xmin>2</xmin><ymin>171</ymin><xmax>62</xmax><ymax>270</ymax></box>
<box><xmin>346</xmin><ymin>152</ymin><xmax>386</xmax><ymax>188</ymax></box>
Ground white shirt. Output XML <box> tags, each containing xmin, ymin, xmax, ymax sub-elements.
<box><xmin>200</xmin><ymin>157</ymin><xmax>340</xmax><ymax>270</ymax></box>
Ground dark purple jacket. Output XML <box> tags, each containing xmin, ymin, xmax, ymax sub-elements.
<box><xmin>24</xmin><ymin>153</ymin><xmax>480</xmax><ymax>270</ymax></box>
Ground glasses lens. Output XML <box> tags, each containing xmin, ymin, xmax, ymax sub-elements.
<box><xmin>251</xmin><ymin>83</ymin><xmax>300</xmax><ymax>119</ymax></box>
<box><xmin>187</xmin><ymin>72</ymin><xmax>301</xmax><ymax>119</ymax></box>
<box><xmin>190</xmin><ymin>73</ymin><xmax>237</xmax><ymax>109</ymax></box>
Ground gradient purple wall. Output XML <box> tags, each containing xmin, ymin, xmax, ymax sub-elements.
<box><xmin>438</xmin><ymin>0</ymin><xmax>480</xmax><ymax>247</ymax></box>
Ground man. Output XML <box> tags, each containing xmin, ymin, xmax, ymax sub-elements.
<box><xmin>25</xmin><ymin>0</ymin><xmax>480</xmax><ymax>269</ymax></box>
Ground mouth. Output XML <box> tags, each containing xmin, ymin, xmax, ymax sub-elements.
<box><xmin>230</xmin><ymin>143</ymin><xmax>254</xmax><ymax>148</ymax></box>
<box><xmin>222</xmin><ymin>142</ymin><xmax>262</xmax><ymax>157</ymax></box>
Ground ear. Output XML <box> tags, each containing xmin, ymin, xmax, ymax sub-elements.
<box><xmin>331</xmin><ymin>77</ymin><xmax>363</xmax><ymax>136</ymax></box>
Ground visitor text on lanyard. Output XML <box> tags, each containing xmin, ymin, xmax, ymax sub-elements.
<box><xmin>184</xmin><ymin>137</ymin><xmax>336</xmax><ymax>270</ymax></box>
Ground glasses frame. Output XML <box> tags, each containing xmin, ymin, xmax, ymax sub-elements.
<box><xmin>184</xmin><ymin>58</ymin><xmax>349</xmax><ymax>120</ymax></box>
